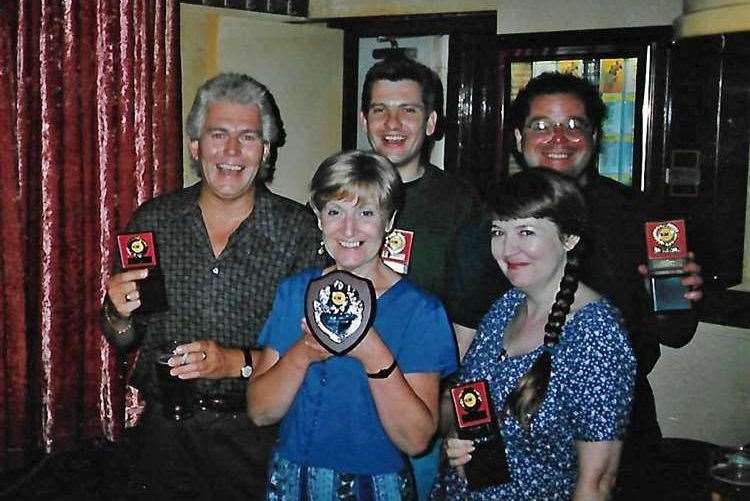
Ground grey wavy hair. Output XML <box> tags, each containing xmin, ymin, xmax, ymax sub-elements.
<box><xmin>185</xmin><ymin>73</ymin><xmax>282</xmax><ymax>179</ymax></box>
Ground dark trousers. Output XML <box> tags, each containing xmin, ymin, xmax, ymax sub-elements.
<box><xmin>613</xmin><ymin>376</ymin><xmax>663</xmax><ymax>500</ymax></box>
<box><xmin>130</xmin><ymin>402</ymin><xmax>278</xmax><ymax>500</ymax></box>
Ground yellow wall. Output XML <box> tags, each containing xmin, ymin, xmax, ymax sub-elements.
<box><xmin>685</xmin><ymin>0</ymin><xmax>750</xmax><ymax>12</ymax></box>
<box><xmin>181</xmin><ymin>7</ymin><xmax>219</xmax><ymax>188</ymax></box>
<box><xmin>180</xmin><ymin>5</ymin><xmax>343</xmax><ymax>203</ymax></box>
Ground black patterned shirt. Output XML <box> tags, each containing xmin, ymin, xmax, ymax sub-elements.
<box><xmin>103</xmin><ymin>182</ymin><xmax>322</xmax><ymax>400</ymax></box>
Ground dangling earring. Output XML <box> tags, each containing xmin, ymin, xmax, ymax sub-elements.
<box><xmin>386</xmin><ymin>211</ymin><xmax>398</xmax><ymax>234</ymax></box>
<box><xmin>314</xmin><ymin>215</ymin><xmax>326</xmax><ymax>256</ymax></box>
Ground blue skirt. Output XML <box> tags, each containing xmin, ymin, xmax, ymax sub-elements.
<box><xmin>267</xmin><ymin>453</ymin><xmax>417</xmax><ymax>500</ymax></box>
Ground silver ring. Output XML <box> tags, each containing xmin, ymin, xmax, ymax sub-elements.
<box><xmin>200</xmin><ymin>351</ymin><xmax>207</xmax><ymax>361</ymax></box>
<box><xmin>125</xmin><ymin>293</ymin><xmax>131</xmax><ymax>302</ymax></box>
<box><xmin>180</xmin><ymin>352</ymin><xmax>189</xmax><ymax>365</ymax></box>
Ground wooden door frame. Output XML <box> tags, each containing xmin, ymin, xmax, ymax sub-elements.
<box><xmin>327</xmin><ymin>12</ymin><xmax>497</xmax><ymax>189</ymax></box>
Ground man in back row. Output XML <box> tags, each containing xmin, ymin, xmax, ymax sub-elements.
<box><xmin>448</xmin><ymin>72</ymin><xmax>704</xmax><ymax>498</ymax></box>
<box><xmin>360</xmin><ymin>57</ymin><xmax>479</xmax><ymax>499</ymax></box>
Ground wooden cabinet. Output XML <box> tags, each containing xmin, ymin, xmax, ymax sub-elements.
<box><xmin>664</xmin><ymin>34</ymin><xmax>750</xmax><ymax>287</ymax></box>
<box><xmin>664</xmin><ymin>33</ymin><xmax>750</xmax><ymax>325</ymax></box>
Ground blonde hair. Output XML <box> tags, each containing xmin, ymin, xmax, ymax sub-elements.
<box><xmin>309</xmin><ymin>150</ymin><xmax>403</xmax><ymax>224</ymax></box>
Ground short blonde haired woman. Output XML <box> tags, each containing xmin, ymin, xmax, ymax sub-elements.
<box><xmin>249</xmin><ymin>150</ymin><xmax>457</xmax><ymax>500</ymax></box>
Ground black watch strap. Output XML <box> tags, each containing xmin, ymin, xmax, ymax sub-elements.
<box><xmin>367</xmin><ymin>359</ymin><xmax>398</xmax><ymax>379</ymax></box>
<box><xmin>240</xmin><ymin>346</ymin><xmax>253</xmax><ymax>378</ymax></box>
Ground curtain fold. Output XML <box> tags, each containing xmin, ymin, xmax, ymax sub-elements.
<box><xmin>0</xmin><ymin>1</ymin><xmax>29</xmax><ymax>473</ymax></box>
<box><xmin>0</xmin><ymin>0</ymin><xmax>181</xmax><ymax>471</ymax></box>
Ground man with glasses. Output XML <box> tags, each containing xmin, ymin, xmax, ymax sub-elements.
<box><xmin>448</xmin><ymin>72</ymin><xmax>703</xmax><ymax>498</ymax></box>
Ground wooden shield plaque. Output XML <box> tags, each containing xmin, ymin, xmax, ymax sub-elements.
<box><xmin>305</xmin><ymin>270</ymin><xmax>376</xmax><ymax>356</ymax></box>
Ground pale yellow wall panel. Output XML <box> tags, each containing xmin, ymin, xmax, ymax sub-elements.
<box><xmin>684</xmin><ymin>0</ymin><xmax>750</xmax><ymax>14</ymax></box>
<box><xmin>309</xmin><ymin>0</ymin><xmax>496</xmax><ymax>18</ymax></box>
<box><xmin>217</xmin><ymin>16</ymin><xmax>343</xmax><ymax>204</ymax></box>
<box><xmin>496</xmin><ymin>0</ymin><xmax>682</xmax><ymax>34</ymax></box>
<box><xmin>181</xmin><ymin>5</ymin><xmax>220</xmax><ymax>187</ymax></box>
<box><xmin>675</xmin><ymin>4</ymin><xmax>750</xmax><ymax>37</ymax></box>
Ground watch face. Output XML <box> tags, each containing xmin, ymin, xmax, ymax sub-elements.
<box><xmin>241</xmin><ymin>365</ymin><xmax>253</xmax><ymax>378</ymax></box>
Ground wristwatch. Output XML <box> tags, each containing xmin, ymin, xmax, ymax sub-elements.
<box><xmin>240</xmin><ymin>346</ymin><xmax>253</xmax><ymax>378</ymax></box>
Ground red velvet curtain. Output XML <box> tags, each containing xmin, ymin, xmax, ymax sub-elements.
<box><xmin>0</xmin><ymin>0</ymin><xmax>182</xmax><ymax>471</ymax></box>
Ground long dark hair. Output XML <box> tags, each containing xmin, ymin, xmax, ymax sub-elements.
<box><xmin>488</xmin><ymin>168</ymin><xmax>587</xmax><ymax>429</ymax></box>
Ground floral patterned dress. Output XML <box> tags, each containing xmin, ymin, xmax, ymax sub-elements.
<box><xmin>431</xmin><ymin>288</ymin><xmax>636</xmax><ymax>500</ymax></box>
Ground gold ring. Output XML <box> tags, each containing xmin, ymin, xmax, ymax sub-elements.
<box><xmin>200</xmin><ymin>351</ymin><xmax>207</xmax><ymax>361</ymax></box>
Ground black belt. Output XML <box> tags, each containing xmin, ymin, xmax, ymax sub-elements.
<box><xmin>196</xmin><ymin>394</ymin><xmax>246</xmax><ymax>413</ymax></box>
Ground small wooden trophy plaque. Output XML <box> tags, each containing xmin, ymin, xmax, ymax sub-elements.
<box><xmin>644</xmin><ymin>219</ymin><xmax>690</xmax><ymax>311</ymax></box>
<box><xmin>117</xmin><ymin>231</ymin><xmax>168</xmax><ymax>314</ymax></box>
<box><xmin>450</xmin><ymin>380</ymin><xmax>510</xmax><ymax>490</ymax></box>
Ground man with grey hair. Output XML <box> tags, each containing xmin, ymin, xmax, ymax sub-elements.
<box><xmin>102</xmin><ymin>73</ymin><xmax>321</xmax><ymax>499</ymax></box>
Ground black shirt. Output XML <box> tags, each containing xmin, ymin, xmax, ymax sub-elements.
<box><xmin>395</xmin><ymin>163</ymin><xmax>480</xmax><ymax>304</ymax></box>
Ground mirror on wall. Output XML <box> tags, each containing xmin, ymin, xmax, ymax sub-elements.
<box><xmin>355</xmin><ymin>35</ymin><xmax>450</xmax><ymax>169</ymax></box>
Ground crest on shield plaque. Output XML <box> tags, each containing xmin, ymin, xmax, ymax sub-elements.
<box><xmin>304</xmin><ymin>270</ymin><xmax>376</xmax><ymax>356</ymax></box>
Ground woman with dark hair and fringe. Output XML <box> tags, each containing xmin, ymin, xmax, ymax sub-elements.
<box><xmin>432</xmin><ymin>168</ymin><xmax>636</xmax><ymax>500</ymax></box>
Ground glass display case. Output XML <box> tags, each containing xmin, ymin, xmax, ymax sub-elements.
<box><xmin>496</xmin><ymin>26</ymin><xmax>673</xmax><ymax>191</ymax></box>
<box><xmin>509</xmin><ymin>56</ymin><xmax>639</xmax><ymax>185</ymax></box>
